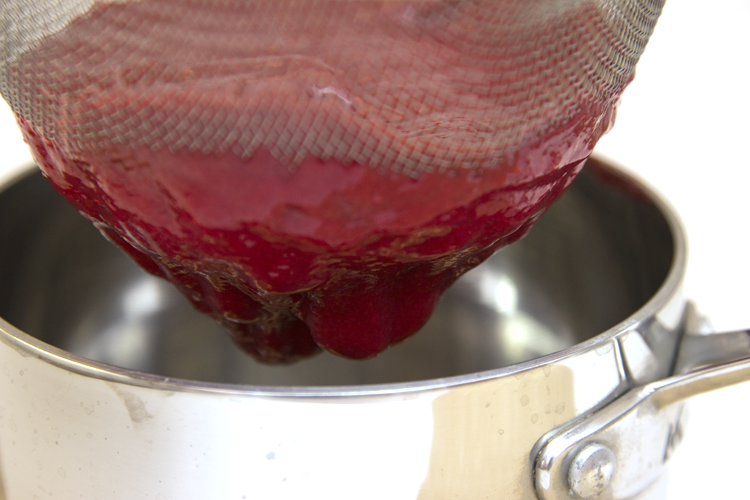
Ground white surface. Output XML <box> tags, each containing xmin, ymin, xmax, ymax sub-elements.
<box><xmin>0</xmin><ymin>1</ymin><xmax>748</xmax><ymax>498</ymax></box>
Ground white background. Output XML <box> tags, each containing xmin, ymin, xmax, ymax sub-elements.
<box><xmin>0</xmin><ymin>1</ymin><xmax>748</xmax><ymax>498</ymax></box>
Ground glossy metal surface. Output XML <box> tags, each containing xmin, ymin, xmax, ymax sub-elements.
<box><xmin>568</xmin><ymin>443</ymin><xmax>617</xmax><ymax>500</ymax></box>
<box><xmin>536</xmin><ymin>323</ymin><xmax>750</xmax><ymax>500</ymax></box>
<box><xmin>0</xmin><ymin>157</ymin><xmax>685</xmax><ymax>499</ymax></box>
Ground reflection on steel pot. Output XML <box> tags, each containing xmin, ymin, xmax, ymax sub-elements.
<box><xmin>0</xmin><ymin>156</ymin><xmax>748</xmax><ymax>500</ymax></box>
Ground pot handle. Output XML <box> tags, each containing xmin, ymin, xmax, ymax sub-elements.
<box><xmin>533</xmin><ymin>306</ymin><xmax>750</xmax><ymax>500</ymax></box>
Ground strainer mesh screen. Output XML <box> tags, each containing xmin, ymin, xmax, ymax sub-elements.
<box><xmin>1</xmin><ymin>0</ymin><xmax>663</xmax><ymax>177</ymax></box>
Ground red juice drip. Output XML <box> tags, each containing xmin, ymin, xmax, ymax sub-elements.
<box><xmin>10</xmin><ymin>0</ymin><xmax>622</xmax><ymax>363</ymax></box>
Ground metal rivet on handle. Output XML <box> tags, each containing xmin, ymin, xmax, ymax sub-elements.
<box><xmin>568</xmin><ymin>443</ymin><xmax>617</xmax><ymax>499</ymax></box>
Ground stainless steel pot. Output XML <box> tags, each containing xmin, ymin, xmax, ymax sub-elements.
<box><xmin>0</xmin><ymin>156</ymin><xmax>748</xmax><ymax>500</ymax></box>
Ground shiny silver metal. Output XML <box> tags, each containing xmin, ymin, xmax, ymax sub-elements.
<box><xmin>534</xmin><ymin>302</ymin><xmax>750</xmax><ymax>500</ymax></box>
<box><xmin>568</xmin><ymin>443</ymin><xmax>616</xmax><ymax>499</ymax></box>
<box><xmin>0</xmin><ymin>156</ymin><xmax>747</xmax><ymax>500</ymax></box>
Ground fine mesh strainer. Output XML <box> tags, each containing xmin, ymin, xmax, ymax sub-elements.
<box><xmin>1</xmin><ymin>0</ymin><xmax>663</xmax><ymax>174</ymax></box>
<box><xmin>0</xmin><ymin>0</ymin><xmax>665</xmax><ymax>363</ymax></box>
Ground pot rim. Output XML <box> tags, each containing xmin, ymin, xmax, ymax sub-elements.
<box><xmin>0</xmin><ymin>155</ymin><xmax>686</xmax><ymax>397</ymax></box>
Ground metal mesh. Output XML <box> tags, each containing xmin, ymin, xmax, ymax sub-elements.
<box><xmin>0</xmin><ymin>0</ymin><xmax>663</xmax><ymax>177</ymax></box>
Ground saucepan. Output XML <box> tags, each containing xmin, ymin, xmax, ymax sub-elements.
<box><xmin>0</xmin><ymin>156</ymin><xmax>748</xmax><ymax>500</ymax></box>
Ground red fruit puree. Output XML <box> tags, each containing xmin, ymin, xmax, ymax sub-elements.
<box><xmin>11</xmin><ymin>0</ymin><xmax>624</xmax><ymax>363</ymax></box>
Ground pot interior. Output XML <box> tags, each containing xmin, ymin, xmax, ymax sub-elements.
<box><xmin>0</xmin><ymin>158</ymin><xmax>674</xmax><ymax>386</ymax></box>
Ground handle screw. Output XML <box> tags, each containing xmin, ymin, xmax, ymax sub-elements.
<box><xmin>568</xmin><ymin>443</ymin><xmax>617</xmax><ymax>499</ymax></box>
